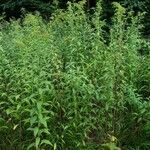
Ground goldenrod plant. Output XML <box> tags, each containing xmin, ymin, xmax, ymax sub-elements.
<box><xmin>0</xmin><ymin>1</ymin><xmax>149</xmax><ymax>149</ymax></box>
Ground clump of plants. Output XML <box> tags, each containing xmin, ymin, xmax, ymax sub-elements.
<box><xmin>0</xmin><ymin>1</ymin><xmax>150</xmax><ymax>149</ymax></box>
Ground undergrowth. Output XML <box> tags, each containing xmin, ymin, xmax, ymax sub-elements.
<box><xmin>0</xmin><ymin>1</ymin><xmax>150</xmax><ymax>149</ymax></box>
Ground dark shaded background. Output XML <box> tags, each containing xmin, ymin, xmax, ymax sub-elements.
<box><xmin>0</xmin><ymin>0</ymin><xmax>149</xmax><ymax>36</ymax></box>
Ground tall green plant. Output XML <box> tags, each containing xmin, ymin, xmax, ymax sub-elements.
<box><xmin>0</xmin><ymin>1</ymin><xmax>150</xmax><ymax>149</ymax></box>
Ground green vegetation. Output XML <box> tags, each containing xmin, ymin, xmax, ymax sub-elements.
<box><xmin>0</xmin><ymin>1</ymin><xmax>150</xmax><ymax>149</ymax></box>
<box><xmin>0</xmin><ymin>0</ymin><xmax>149</xmax><ymax>35</ymax></box>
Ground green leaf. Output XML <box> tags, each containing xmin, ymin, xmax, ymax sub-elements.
<box><xmin>0</xmin><ymin>118</ymin><xmax>5</xmax><ymax>122</ymax></box>
<box><xmin>35</xmin><ymin>137</ymin><xmax>40</xmax><ymax>149</ymax></box>
<box><xmin>39</xmin><ymin>129</ymin><xmax>50</xmax><ymax>135</ymax></box>
<box><xmin>30</xmin><ymin>116</ymin><xmax>37</xmax><ymax>126</ymax></box>
<box><xmin>17</xmin><ymin>104</ymin><xmax>21</xmax><ymax>110</ymax></box>
<box><xmin>41</xmin><ymin>119</ymin><xmax>47</xmax><ymax>128</ymax></box>
<box><xmin>41</xmin><ymin>139</ymin><xmax>52</xmax><ymax>146</ymax></box>
<box><xmin>34</xmin><ymin>127</ymin><xmax>39</xmax><ymax>137</ymax></box>
<box><xmin>37</xmin><ymin>101</ymin><xmax>42</xmax><ymax>112</ymax></box>
<box><xmin>39</xmin><ymin>115</ymin><xmax>47</xmax><ymax>128</ymax></box>
<box><xmin>27</xmin><ymin>143</ymin><xmax>35</xmax><ymax>150</ymax></box>
<box><xmin>54</xmin><ymin>143</ymin><xmax>57</xmax><ymax>150</ymax></box>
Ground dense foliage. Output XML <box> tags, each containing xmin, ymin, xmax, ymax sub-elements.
<box><xmin>0</xmin><ymin>0</ymin><xmax>150</xmax><ymax>35</ymax></box>
<box><xmin>102</xmin><ymin>0</ymin><xmax>150</xmax><ymax>36</ymax></box>
<box><xmin>0</xmin><ymin>1</ymin><xmax>150</xmax><ymax>150</ymax></box>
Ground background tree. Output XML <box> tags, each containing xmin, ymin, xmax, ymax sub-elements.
<box><xmin>0</xmin><ymin>0</ymin><xmax>149</xmax><ymax>36</ymax></box>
